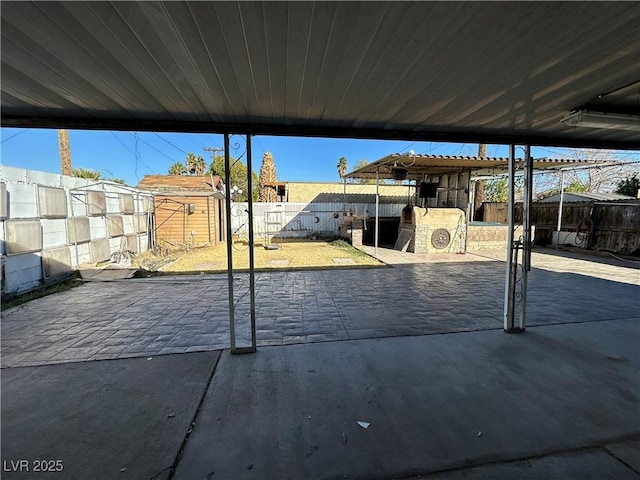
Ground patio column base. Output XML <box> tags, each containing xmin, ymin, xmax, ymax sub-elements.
<box><xmin>504</xmin><ymin>327</ymin><xmax>526</xmax><ymax>334</ymax></box>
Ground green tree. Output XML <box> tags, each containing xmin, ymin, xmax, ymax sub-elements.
<box><xmin>71</xmin><ymin>167</ymin><xmax>101</xmax><ymax>180</ymax></box>
<box><xmin>565</xmin><ymin>180</ymin><xmax>589</xmax><ymax>193</ymax></box>
<box><xmin>536</xmin><ymin>180</ymin><xmax>591</xmax><ymax>200</ymax></box>
<box><xmin>208</xmin><ymin>155</ymin><xmax>259</xmax><ymax>202</ymax></box>
<box><xmin>337</xmin><ymin>157</ymin><xmax>348</xmax><ymax>181</ymax></box>
<box><xmin>352</xmin><ymin>159</ymin><xmax>375</xmax><ymax>184</ymax></box>
<box><xmin>168</xmin><ymin>162</ymin><xmax>186</xmax><ymax>175</ymax></box>
<box><xmin>614</xmin><ymin>173</ymin><xmax>640</xmax><ymax>197</ymax></box>
<box><xmin>484</xmin><ymin>178</ymin><xmax>508</xmax><ymax>202</ymax></box>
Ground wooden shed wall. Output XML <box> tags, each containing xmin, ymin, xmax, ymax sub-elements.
<box><xmin>153</xmin><ymin>195</ymin><xmax>222</xmax><ymax>246</ymax></box>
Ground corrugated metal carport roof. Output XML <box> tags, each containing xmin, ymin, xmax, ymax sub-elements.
<box><xmin>1</xmin><ymin>1</ymin><xmax>639</xmax><ymax>149</ymax></box>
<box><xmin>345</xmin><ymin>154</ymin><xmax>594</xmax><ymax>180</ymax></box>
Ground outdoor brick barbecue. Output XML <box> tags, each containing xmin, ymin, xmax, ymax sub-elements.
<box><xmin>396</xmin><ymin>206</ymin><xmax>466</xmax><ymax>254</ymax></box>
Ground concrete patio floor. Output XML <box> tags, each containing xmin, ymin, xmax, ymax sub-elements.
<box><xmin>2</xmin><ymin>319</ymin><xmax>638</xmax><ymax>479</ymax></box>
<box><xmin>1</xmin><ymin>248</ymin><xmax>639</xmax><ymax>479</ymax></box>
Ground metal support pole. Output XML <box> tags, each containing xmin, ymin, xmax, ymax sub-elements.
<box><xmin>375</xmin><ymin>168</ymin><xmax>380</xmax><ymax>256</ymax></box>
<box><xmin>136</xmin><ymin>192</ymin><xmax>141</xmax><ymax>255</ymax></box>
<box><xmin>69</xmin><ymin>190</ymin><xmax>80</xmax><ymax>269</ymax></box>
<box><xmin>523</xmin><ymin>145</ymin><xmax>533</xmax><ymax>273</ymax></box>
<box><xmin>519</xmin><ymin>145</ymin><xmax>533</xmax><ymax>331</ymax></box>
<box><xmin>245</xmin><ymin>134</ymin><xmax>257</xmax><ymax>352</ymax></box>
<box><xmin>465</xmin><ymin>171</ymin><xmax>471</xmax><ymax>253</ymax></box>
<box><xmin>223</xmin><ymin>134</ymin><xmax>236</xmax><ymax>352</ymax></box>
<box><xmin>503</xmin><ymin>145</ymin><xmax>516</xmax><ymax>332</ymax></box>
<box><xmin>556</xmin><ymin>170</ymin><xmax>565</xmax><ymax>249</ymax></box>
<box><xmin>510</xmin><ymin>241</ymin><xmax>519</xmax><ymax>326</ymax></box>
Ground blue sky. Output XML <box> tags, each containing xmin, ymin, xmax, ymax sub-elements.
<box><xmin>1</xmin><ymin>127</ymin><xmax>638</xmax><ymax>187</ymax></box>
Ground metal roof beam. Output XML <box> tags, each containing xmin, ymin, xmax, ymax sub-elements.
<box><xmin>2</xmin><ymin>115</ymin><xmax>639</xmax><ymax>151</ymax></box>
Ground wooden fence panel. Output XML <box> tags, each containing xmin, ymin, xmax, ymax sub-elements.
<box><xmin>532</xmin><ymin>202</ymin><xmax>639</xmax><ymax>254</ymax></box>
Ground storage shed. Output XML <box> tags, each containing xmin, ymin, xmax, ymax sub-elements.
<box><xmin>137</xmin><ymin>175</ymin><xmax>225</xmax><ymax>249</ymax></box>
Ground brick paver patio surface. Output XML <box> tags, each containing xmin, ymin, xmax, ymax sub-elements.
<box><xmin>2</xmin><ymin>251</ymin><xmax>638</xmax><ymax>367</ymax></box>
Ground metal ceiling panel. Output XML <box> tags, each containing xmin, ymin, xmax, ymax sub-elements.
<box><xmin>1</xmin><ymin>1</ymin><xmax>639</xmax><ymax>149</ymax></box>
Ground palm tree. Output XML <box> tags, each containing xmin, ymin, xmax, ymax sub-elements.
<box><xmin>168</xmin><ymin>162</ymin><xmax>186</xmax><ymax>175</ymax></box>
<box><xmin>337</xmin><ymin>157</ymin><xmax>348</xmax><ymax>180</ymax></box>
<box><xmin>106</xmin><ymin>177</ymin><xmax>126</xmax><ymax>185</ymax></box>
<box><xmin>194</xmin><ymin>155</ymin><xmax>206</xmax><ymax>175</ymax></box>
<box><xmin>185</xmin><ymin>153</ymin><xmax>198</xmax><ymax>174</ymax></box>
<box><xmin>71</xmin><ymin>167</ymin><xmax>101</xmax><ymax>180</ymax></box>
<box><xmin>185</xmin><ymin>153</ymin><xmax>206</xmax><ymax>175</ymax></box>
<box><xmin>258</xmin><ymin>151</ymin><xmax>277</xmax><ymax>202</ymax></box>
<box><xmin>473</xmin><ymin>144</ymin><xmax>487</xmax><ymax>220</ymax></box>
<box><xmin>58</xmin><ymin>129</ymin><xmax>72</xmax><ymax>176</ymax></box>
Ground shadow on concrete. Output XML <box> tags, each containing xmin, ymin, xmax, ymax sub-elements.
<box><xmin>1</xmin><ymin>352</ymin><xmax>220</xmax><ymax>480</ymax></box>
<box><xmin>170</xmin><ymin>318</ymin><xmax>640</xmax><ymax>479</ymax></box>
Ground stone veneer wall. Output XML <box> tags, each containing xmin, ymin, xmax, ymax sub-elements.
<box><xmin>466</xmin><ymin>225</ymin><xmax>532</xmax><ymax>251</ymax></box>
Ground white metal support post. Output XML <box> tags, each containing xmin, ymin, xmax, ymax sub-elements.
<box><xmin>224</xmin><ymin>133</ymin><xmax>257</xmax><ymax>355</ymax></box>
<box><xmin>375</xmin><ymin>168</ymin><xmax>380</xmax><ymax>256</ymax></box>
<box><xmin>465</xmin><ymin>171</ymin><xmax>472</xmax><ymax>253</ymax></box>
<box><xmin>223</xmin><ymin>134</ymin><xmax>237</xmax><ymax>352</ymax></box>
<box><xmin>519</xmin><ymin>145</ymin><xmax>533</xmax><ymax>331</ymax></box>
<box><xmin>244</xmin><ymin>134</ymin><xmax>257</xmax><ymax>353</ymax></box>
<box><xmin>135</xmin><ymin>192</ymin><xmax>141</xmax><ymax>255</ymax></box>
<box><xmin>69</xmin><ymin>189</ymin><xmax>80</xmax><ymax>269</ymax></box>
<box><xmin>556</xmin><ymin>170</ymin><xmax>566</xmax><ymax>249</ymax></box>
<box><xmin>503</xmin><ymin>145</ymin><xmax>517</xmax><ymax>332</ymax></box>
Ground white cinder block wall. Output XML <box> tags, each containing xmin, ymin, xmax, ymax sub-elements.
<box><xmin>0</xmin><ymin>166</ymin><xmax>153</xmax><ymax>295</ymax></box>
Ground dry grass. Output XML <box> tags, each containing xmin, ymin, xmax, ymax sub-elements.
<box><xmin>2</xmin><ymin>276</ymin><xmax>82</xmax><ymax>310</ymax></box>
<box><xmin>139</xmin><ymin>238</ymin><xmax>383</xmax><ymax>273</ymax></box>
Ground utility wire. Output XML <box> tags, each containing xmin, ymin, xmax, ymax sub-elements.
<box><xmin>111</xmin><ymin>132</ymin><xmax>157</xmax><ymax>177</ymax></box>
<box><xmin>111</xmin><ymin>131</ymin><xmax>137</xmax><ymax>158</ymax></box>
<box><xmin>254</xmin><ymin>136</ymin><xmax>268</xmax><ymax>155</ymax></box>
<box><xmin>400</xmin><ymin>141</ymin><xmax>417</xmax><ymax>153</ymax></box>
<box><xmin>1</xmin><ymin>129</ymin><xmax>27</xmax><ymax>144</ymax></box>
<box><xmin>186</xmin><ymin>135</ymin><xmax>208</xmax><ymax>152</ymax></box>
<box><xmin>127</xmin><ymin>132</ymin><xmax>177</xmax><ymax>163</ymax></box>
<box><xmin>152</xmin><ymin>132</ymin><xmax>189</xmax><ymax>155</ymax></box>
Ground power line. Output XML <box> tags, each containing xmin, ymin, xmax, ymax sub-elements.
<box><xmin>133</xmin><ymin>132</ymin><xmax>140</xmax><ymax>182</ymax></box>
<box><xmin>111</xmin><ymin>132</ymin><xmax>158</xmax><ymax>178</ymax></box>
<box><xmin>111</xmin><ymin>131</ymin><xmax>137</xmax><ymax>157</ymax></box>
<box><xmin>1</xmin><ymin>129</ymin><xmax>27</xmax><ymax>144</ymax></box>
<box><xmin>205</xmin><ymin>134</ymin><xmax>222</xmax><ymax>149</ymax></box>
<box><xmin>127</xmin><ymin>132</ymin><xmax>177</xmax><ymax>163</ymax></box>
<box><xmin>400</xmin><ymin>141</ymin><xmax>417</xmax><ymax>153</ymax></box>
<box><xmin>152</xmin><ymin>132</ymin><xmax>189</xmax><ymax>156</ymax></box>
<box><xmin>420</xmin><ymin>142</ymin><xmax>448</xmax><ymax>155</ymax></box>
<box><xmin>254</xmin><ymin>136</ymin><xmax>268</xmax><ymax>155</ymax></box>
<box><xmin>186</xmin><ymin>136</ymin><xmax>208</xmax><ymax>152</ymax></box>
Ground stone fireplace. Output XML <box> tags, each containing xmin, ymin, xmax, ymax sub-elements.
<box><xmin>396</xmin><ymin>205</ymin><xmax>466</xmax><ymax>253</ymax></box>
